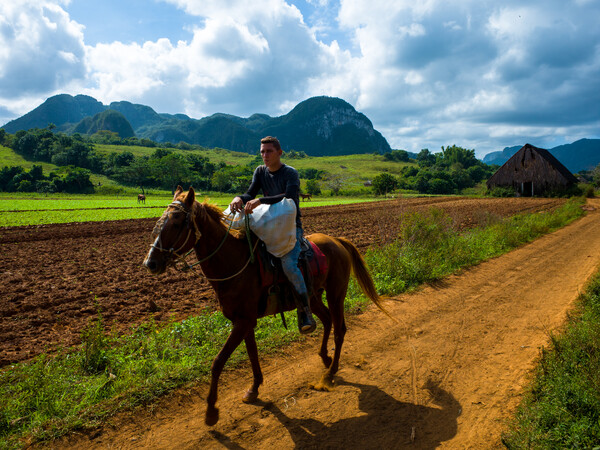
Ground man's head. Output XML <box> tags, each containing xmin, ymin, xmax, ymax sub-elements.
<box><xmin>260</xmin><ymin>136</ymin><xmax>283</xmax><ymax>171</ymax></box>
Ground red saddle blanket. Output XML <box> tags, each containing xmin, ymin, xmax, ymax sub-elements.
<box><xmin>258</xmin><ymin>241</ymin><xmax>328</xmax><ymax>289</ymax></box>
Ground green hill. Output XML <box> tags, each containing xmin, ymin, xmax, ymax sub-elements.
<box><xmin>2</xmin><ymin>95</ymin><xmax>391</xmax><ymax>157</ymax></box>
<box><xmin>2</xmin><ymin>94</ymin><xmax>105</xmax><ymax>133</ymax></box>
<box><xmin>72</xmin><ymin>110</ymin><xmax>135</xmax><ymax>138</ymax></box>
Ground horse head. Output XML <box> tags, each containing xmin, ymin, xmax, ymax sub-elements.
<box><xmin>143</xmin><ymin>186</ymin><xmax>200</xmax><ymax>274</ymax></box>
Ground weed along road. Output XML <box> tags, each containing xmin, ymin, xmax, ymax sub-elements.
<box><xmin>55</xmin><ymin>198</ymin><xmax>600</xmax><ymax>449</ymax></box>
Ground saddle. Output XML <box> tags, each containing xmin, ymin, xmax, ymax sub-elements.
<box><xmin>256</xmin><ymin>237</ymin><xmax>328</xmax><ymax>322</ymax></box>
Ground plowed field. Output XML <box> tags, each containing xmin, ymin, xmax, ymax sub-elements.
<box><xmin>0</xmin><ymin>197</ymin><xmax>565</xmax><ymax>367</ymax></box>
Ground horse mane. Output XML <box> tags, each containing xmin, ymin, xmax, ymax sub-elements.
<box><xmin>200</xmin><ymin>201</ymin><xmax>246</xmax><ymax>239</ymax></box>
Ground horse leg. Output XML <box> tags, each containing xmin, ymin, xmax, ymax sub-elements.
<box><xmin>206</xmin><ymin>319</ymin><xmax>251</xmax><ymax>426</ymax></box>
<box><xmin>311</xmin><ymin>292</ymin><xmax>347</xmax><ymax>391</ymax></box>
<box><xmin>242</xmin><ymin>328</ymin><xmax>263</xmax><ymax>404</ymax></box>
<box><xmin>310</xmin><ymin>292</ymin><xmax>332</xmax><ymax>368</ymax></box>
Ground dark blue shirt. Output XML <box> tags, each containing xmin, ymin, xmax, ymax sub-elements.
<box><xmin>240</xmin><ymin>164</ymin><xmax>302</xmax><ymax>227</ymax></box>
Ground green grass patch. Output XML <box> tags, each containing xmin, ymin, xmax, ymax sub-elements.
<box><xmin>345</xmin><ymin>198</ymin><xmax>585</xmax><ymax>311</ymax></box>
<box><xmin>0</xmin><ymin>308</ymin><xmax>300</xmax><ymax>449</ymax></box>
<box><xmin>501</xmin><ymin>270</ymin><xmax>600</xmax><ymax>448</ymax></box>
<box><xmin>0</xmin><ymin>198</ymin><xmax>586</xmax><ymax>448</ymax></box>
<box><xmin>0</xmin><ymin>193</ymin><xmax>392</xmax><ymax>227</ymax></box>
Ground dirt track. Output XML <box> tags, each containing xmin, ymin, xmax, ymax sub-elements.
<box><xmin>43</xmin><ymin>197</ymin><xmax>600</xmax><ymax>449</ymax></box>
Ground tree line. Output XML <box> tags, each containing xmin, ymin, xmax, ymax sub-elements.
<box><xmin>371</xmin><ymin>146</ymin><xmax>496</xmax><ymax>195</ymax></box>
<box><xmin>0</xmin><ymin>126</ymin><xmax>496</xmax><ymax>195</ymax></box>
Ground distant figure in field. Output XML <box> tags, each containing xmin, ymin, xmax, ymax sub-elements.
<box><xmin>138</xmin><ymin>194</ymin><xmax>146</xmax><ymax>204</ymax></box>
<box><xmin>300</xmin><ymin>193</ymin><xmax>312</xmax><ymax>201</ymax></box>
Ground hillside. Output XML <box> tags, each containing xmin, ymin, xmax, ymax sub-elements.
<box><xmin>1</xmin><ymin>95</ymin><xmax>390</xmax><ymax>157</ymax></box>
<box><xmin>483</xmin><ymin>139</ymin><xmax>600</xmax><ymax>173</ymax></box>
<box><xmin>72</xmin><ymin>110</ymin><xmax>135</xmax><ymax>138</ymax></box>
<box><xmin>2</xmin><ymin>95</ymin><xmax>105</xmax><ymax>134</ymax></box>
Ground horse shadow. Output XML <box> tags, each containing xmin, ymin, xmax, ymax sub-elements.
<box><xmin>212</xmin><ymin>378</ymin><xmax>461</xmax><ymax>449</ymax></box>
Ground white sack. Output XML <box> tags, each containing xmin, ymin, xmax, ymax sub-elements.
<box><xmin>223</xmin><ymin>198</ymin><xmax>297</xmax><ymax>257</ymax></box>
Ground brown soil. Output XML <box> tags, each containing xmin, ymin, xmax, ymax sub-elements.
<box><xmin>3</xmin><ymin>196</ymin><xmax>592</xmax><ymax>449</ymax></box>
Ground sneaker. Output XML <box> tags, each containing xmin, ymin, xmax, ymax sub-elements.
<box><xmin>298</xmin><ymin>309</ymin><xmax>316</xmax><ymax>334</ymax></box>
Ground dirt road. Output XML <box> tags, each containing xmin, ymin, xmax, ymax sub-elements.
<box><xmin>58</xmin><ymin>199</ymin><xmax>600</xmax><ymax>449</ymax></box>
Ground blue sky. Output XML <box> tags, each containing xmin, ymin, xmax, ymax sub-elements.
<box><xmin>1</xmin><ymin>0</ymin><xmax>599</xmax><ymax>158</ymax></box>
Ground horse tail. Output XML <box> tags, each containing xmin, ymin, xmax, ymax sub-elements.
<box><xmin>335</xmin><ymin>237</ymin><xmax>397</xmax><ymax>323</ymax></box>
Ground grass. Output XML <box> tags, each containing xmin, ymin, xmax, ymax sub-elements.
<box><xmin>2</xmin><ymin>141</ymin><xmax>412</xmax><ymax>181</ymax></box>
<box><xmin>0</xmin><ymin>193</ymin><xmax>393</xmax><ymax>227</ymax></box>
<box><xmin>351</xmin><ymin>199</ymin><xmax>585</xmax><ymax>297</ymax></box>
<box><xmin>501</xmin><ymin>270</ymin><xmax>600</xmax><ymax>448</ymax></box>
<box><xmin>0</xmin><ymin>198</ymin><xmax>587</xmax><ymax>448</ymax></box>
<box><xmin>92</xmin><ymin>144</ymin><xmax>255</xmax><ymax>166</ymax></box>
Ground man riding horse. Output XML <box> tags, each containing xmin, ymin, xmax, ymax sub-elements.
<box><xmin>229</xmin><ymin>136</ymin><xmax>317</xmax><ymax>334</ymax></box>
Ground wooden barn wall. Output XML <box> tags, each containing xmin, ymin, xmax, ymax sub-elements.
<box><xmin>487</xmin><ymin>147</ymin><xmax>572</xmax><ymax>192</ymax></box>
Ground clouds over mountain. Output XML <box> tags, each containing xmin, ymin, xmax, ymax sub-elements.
<box><xmin>1</xmin><ymin>0</ymin><xmax>599</xmax><ymax>157</ymax></box>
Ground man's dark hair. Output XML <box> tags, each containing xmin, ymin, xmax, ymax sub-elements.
<box><xmin>261</xmin><ymin>136</ymin><xmax>281</xmax><ymax>151</ymax></box>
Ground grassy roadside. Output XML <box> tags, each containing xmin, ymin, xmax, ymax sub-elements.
<box><xmin>501</xmin><ymin>270</ymin><xmax>600</xmax><ymax>447</ymax></box>
<box><xmin>0</xmin><ymin>198</ymin><xmax>586</xmax><ymax>448</ymax></box>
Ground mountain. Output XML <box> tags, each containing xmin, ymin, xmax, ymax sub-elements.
<box><xmin>72</xmin><ymin>109</ymin><xmax>135</xmax><ymax>138</ymax></box>
<box><xmin>549</xmin><ymin>139</ymin><xmax>600</xmax><ymax>172</ymax></box>
<box><xmin>1</xmin><ymin>94</ymin><xmax>105</xmax><ymax>133</ymax></box>
<box><xmin>483</xmin><ymin>139</ymin><xmax>600</xmax><ymax>173</ymax></box>
<box><xmin>1</xmin><ymin>95</ymin><xmax>391</xmax><ymax>156</ymax></box>
<box><xmin>482</xmin><ymin>145</ymin><xmax>522</xmax><ymax>166</ymax></box>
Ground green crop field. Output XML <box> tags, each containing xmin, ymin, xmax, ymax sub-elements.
<box><xmin>0</xmin><ymin>193</ymin><xmax>392</xmax><ymax>227</ymax></box>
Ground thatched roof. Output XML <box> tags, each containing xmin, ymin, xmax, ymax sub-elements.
<box><xmin>487</xmin><ymin>144</ymin><xmax>578</xmax><ymax>189</ymax></box>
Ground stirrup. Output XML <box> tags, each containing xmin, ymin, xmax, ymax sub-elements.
<box><xmin>298</xmin><ymin>308</ymin><xmax>316</xmax><ymax>334</ymax></box>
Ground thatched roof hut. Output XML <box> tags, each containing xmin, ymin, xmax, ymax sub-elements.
<box><xmin>486</xmin><ymin>144</ymin><xmax>577</xmax><ymax>196</ymax></box>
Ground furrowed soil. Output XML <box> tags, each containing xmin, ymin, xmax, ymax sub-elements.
<box><xmin>2</xmin><ymin>196</ymin><xmax>597</xmax><ymax>448</ymax></box>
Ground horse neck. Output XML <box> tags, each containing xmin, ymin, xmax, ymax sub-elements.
<box><xmin>193</xmin><ymin>206</ymin><xmax>249</xmax><ymax>263</ymax></box>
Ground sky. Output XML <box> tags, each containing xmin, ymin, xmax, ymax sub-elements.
<box><xmin>1</xmin><ymin>0</ymin><xmax>599</xmax><ymax>158</ymax></box>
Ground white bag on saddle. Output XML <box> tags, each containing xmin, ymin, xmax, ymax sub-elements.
<box><xmin>223</xmin><ymin>198</ymin><xmax>297</xmax><ymax>257</ymax></box>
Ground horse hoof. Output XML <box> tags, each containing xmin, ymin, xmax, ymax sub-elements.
<box><xmin>242</xmin><ymin>389</ymin><xmax>259</xmax><ymax>404</ymax></box>
<box><xmin>205</xmin><ymin>406</ymin><xmax>219</xmax><ymax>426</ymax></box>
<box><xmin>310</xmin><ymin>374</ymin><xmax>335</xmax><ymax>392</ymax></box>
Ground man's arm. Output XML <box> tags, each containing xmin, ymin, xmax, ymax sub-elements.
<box><xmin>230</xmin><ymin>168</ymin><xmax>261</xmax><ymax>213</ymax></box>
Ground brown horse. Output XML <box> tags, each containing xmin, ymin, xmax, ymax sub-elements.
<box><xmin>143</xmin><ymin>186</ymin><xmax>391</xmax><ymax>426</ymax></box>
<box><xmin>300</xmin><ymin>193</ymin><xmax>312</xmax><ymax>201</ymax></box>
<box><xmin>137</xmin><ymin>194</ymin><xmax>146</xmax><ymax>204</ymax></box>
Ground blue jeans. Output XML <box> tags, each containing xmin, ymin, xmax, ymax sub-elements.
<box><xmin>280</xmin><ymin>227</ymin><xmax>307</xmax><ymax>297</ymax></box>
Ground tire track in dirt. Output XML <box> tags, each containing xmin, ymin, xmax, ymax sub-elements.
<box><xmin>59</xmin><ymin>199</ymin><xmax>600</xmax><ymax>449</ymax></box>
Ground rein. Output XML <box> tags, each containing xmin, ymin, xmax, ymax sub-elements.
<box><xmin>153</xmin><ymin>201</ymin><xmax>256</xmax><ymax>282</ymax></box>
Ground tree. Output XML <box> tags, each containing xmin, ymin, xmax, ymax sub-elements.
<box><xmin>439</xmin><ymin>145</ymin><xmax>478</xmax><ymax>169</ymax></box>
<box><xmin>60</xmin><ymin>167</ymin><xmax>94</xmax><ymax>193</ymax></box>
<box><xmin>416</xmin><ymin>149</ymin><xmax>436</xmax><ymax>167</ymax></box>
<box><xmin>372</xmin><ymin>172</ymin><xmax>399</xmax><ymax>195</ymax></box>
<box><xmin>383</xmin><ymin>150</ymin><xmax>410</xmax><ymax>162</ymax></box>
<box><xmin>306</xmin><ymin>179</ymin><xmax>321</xmax><ymax>196</ymax></box>
<box><xmin>151</xmin><ymin>153</ymin><xmax>190</xmax><ymax>192</ymax></box>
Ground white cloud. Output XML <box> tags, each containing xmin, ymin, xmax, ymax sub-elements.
<box><xmin>1</xmin><ymin>0</ymin><xmax>599</xmax><ymax>157</ymax></box>
<box><xmin>0</xmin><ymin>1</ymin><xmax>86</xmax><ymax>100</ymax></box>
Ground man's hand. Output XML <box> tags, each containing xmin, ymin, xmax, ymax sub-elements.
<box><xmin>244</xmin><ymin>198</ymin><xmax>261</xmax><ymax>214</ymax></box>
<box><xmin>229</xmin><ymin>196</ymin><xmax>244</xmax><ymax>213</ymax></box>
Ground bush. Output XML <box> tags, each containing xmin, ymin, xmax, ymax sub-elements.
<box><xmin>372</xmin><ymin>172</ymin><xmax>399</xmax><ymax>195</ymax></box>
<box><xmin>487</xmin><ymin>186</ymin><xmax>515</xmax><ymax>197</ymax></box>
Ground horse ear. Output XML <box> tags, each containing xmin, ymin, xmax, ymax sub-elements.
<box><xmin>185</xmin><ymin>186</ymin><xmax>196</xmax><ymax>206</ymax></box>
<box><xmin>173</xmin><ymin>185</ymin><xmax>183</xmax><ymax>200</ymax></box>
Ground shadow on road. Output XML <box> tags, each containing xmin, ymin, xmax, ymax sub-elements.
<box><xmin>211</xmin><ymin>378</ymin><xmax>460</xmax><ymax>449</ymax></box>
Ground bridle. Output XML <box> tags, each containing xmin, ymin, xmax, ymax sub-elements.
<box><xmin>150</xmin><ymin>200</ymin><xmax>256</xmax><ymax>281</ymax></box>
<box><xmin>151</xmin><ymin>201</ymin><xmax>201</xmax><ymax>257</ymax></box>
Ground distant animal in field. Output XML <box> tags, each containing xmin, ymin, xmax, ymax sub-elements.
<box><xmin>138</xmin><ymin>194</ymin><xmax>146</xmax><ymax>204</ymax></box>
<box><xmin>300</xmin><ymin>193</ymin><xmax>312</xmax><ymax>201</ymax></box>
